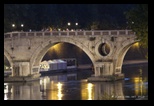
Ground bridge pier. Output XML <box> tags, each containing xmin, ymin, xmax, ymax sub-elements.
<box><xmin>12</xmin><ymin>62</ymin><xmax>30</xmax><ymax>76</ymax></box>
<box><xmin>88</xmin><ymin>62</ymin><xmax>124</xmax><ymax>82</ymax></box>
<box><xmin>4</xmin><ymin>62</ymin><xmax>40</xmax><ymax>82</ymax></box>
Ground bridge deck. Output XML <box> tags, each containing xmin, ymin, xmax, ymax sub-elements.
<box><xmin>4</xmin><ymin>30</ymin><xmax>135</xmax><ymax>38</ymax></box>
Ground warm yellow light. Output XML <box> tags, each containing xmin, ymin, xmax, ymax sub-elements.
<box><xmin>48</xmin><ymin>81</ymin><xmax>58</xmax><ymax>100</ymax></box>
<box><xmin>87</xmin><ymin>83</ymin><xmax>94</xmax><ymax>100</ymax></box>
<box><xmin>47</xmin><ymin>43</ymin><xmax>63</xmax><ymax>58</ymax></box>
<box><xmin>81</xmin><ymin>83</ymin><xmax>87</xmax><ymax>100</ymax></box>
<box><xmin>133</xmin><ymin>42</ymin><xmax>139</xmax><ymax>47</ymax></box>
<box><xmin>57</xmin><ymin>82</ymin><xmax>62</xmax><ymax>87</ymax></box>
<box><xmin>52</xmin><ymin>44</ymin><xmax>59</xmax><ymax>49</ymax></box>
<box><xmin>87</xmin><ymin>83</ymin><xmax>93</xmax><ymax>88</ymax></box>
<box><xmin>134</xmin><ymin>77</ymin><xmax>142</xmax><ymax>83</ymax></box>
<box><xmin>57</xmin><ymin>82</ymin><xmax>63</xmax><ymax>100</ymax></box>
<box><xmin>48</xmin><ymin>44</ymin><xmax>59</xmax><ymax>53</ymax></box>
<box><xmin>133</xmin><ymin>77</ymin><xmax>147</xmax><ymax>96</ymax></box>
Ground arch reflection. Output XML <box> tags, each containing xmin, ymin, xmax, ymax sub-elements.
<box><xmin>92</xmin><ymin>81</ymin><xmax>124</xmax><ymax>100</ymax></box>
<box><xmin>4</xmin><ymin>81</ymin><xmax>41</xmax><ymax>100</ymax></box>
<box><xmin>133</xmin><ymin>77</ymin><xmax>148</xmax><ymax>98</ymax></box>
<box><xmin>4</xmin><ymin>69</ymin><xmax>148</xmax><ymax>100</ymax></box>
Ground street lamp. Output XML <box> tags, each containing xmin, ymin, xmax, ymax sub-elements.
<box><xmin>68</xmin><ymin>22</ymin><xmax>71</xmax><ymax>26</ymax></box>
<box><xmin>12</xmin><ymin>24</ymin><xmax>15</xmax><ymax>31</ymax></box>
<box><xmin>75</xmin><ymin>23</ymin><xmax>78</xmax><ymax>30</ymax></box>
<box><xmin>21</xmin><ymin>24</ymin><xmax>24</xmax><ymax>27</ymax></box>
<box><xmin>21</xmin><ymin>24</ymin><xmax>24</xmax><ymax>31</ymax></box>
<box><xmin>12</xmin><ymin>24</ymin><xmax>15</xmax><ymax>27</ymax></box>
<box><xmin>67</xmin><ymin>22</ymin><xmax>71</xmax><ymax>30</ymax></box>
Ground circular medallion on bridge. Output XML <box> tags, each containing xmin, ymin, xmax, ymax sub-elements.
<box><xmin>98</xmin><ymin>43</ymin><xmax>110</xmax><ymax>56</ymax></box>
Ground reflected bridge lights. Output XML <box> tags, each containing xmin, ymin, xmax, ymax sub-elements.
<box><xmin>4</xmin><ymin>83</ymin><xmax>12</xmax><ymax>100</ymax></box>
<box><xmin>57</xmin><ymin>82</ymin><xmax>63</xmax><ymax>100</ymax></box>
<box><xmin>134</xmin><ymin>77</ymin><xmax>143</xmax><ymax>96</ymax></box>
<box><xmin>87</xmin><ymin>83</ymin><xmax>94</xmax><ymax>100</ymax></box>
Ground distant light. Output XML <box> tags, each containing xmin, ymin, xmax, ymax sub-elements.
<box><xmin>75</xmin><ymin>23</ymin><xmax>78</xmax><ymax>26</ymax></box>
<box><xmin>68</xmin><ymin>22</ymin><xmax>71</xmax><ymax>26</ymax></box>
<box><xmin>12</xmin><ymin>24</ymin><xmax>15</xmax><ymax>27</ymax></box>
<box><xmin>132</xmin><ymin>21</ymin><xmax>134</xmax><ymax>24</ymax></box>
<box><xmin>21</xmin><ymin>24</ymin><xmax>24</xmax><ymax>27</ymax></box>
<box><xmin>58</xmin><ymin>28</ymin><xmax>61</xmax><ymax>31</ymax></box>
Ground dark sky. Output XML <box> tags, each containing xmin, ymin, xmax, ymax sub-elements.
<box><xmin>4</xmin><ymin>4</ymin><xmax>137</xmax><ymax>32</ymax></box>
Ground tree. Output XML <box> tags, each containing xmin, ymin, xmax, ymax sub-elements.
<box><xmin>90</xmin><ymin>21</ymin><xmax>99</xmax><ymax>30</ymax></box>
<box><xmin>125</xmin><ymin>4</ymin><xmax>148</xmax><ymax>59</ymax></box>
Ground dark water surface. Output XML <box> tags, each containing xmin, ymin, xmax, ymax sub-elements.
<box><xmin>4</xmin><ymin>63</ymin><xmax>148</xmax><ymax>100</ymax></box>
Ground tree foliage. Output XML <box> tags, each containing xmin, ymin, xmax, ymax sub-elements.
<box><xmin>125</xmin><ymin>4</ymin><xmax>148</xmax><ymax>49</ymax></box>
<box><xmin>125</xmin><ymin>4</ymin><xmax>148</xmax><ymax>59</ymax></box>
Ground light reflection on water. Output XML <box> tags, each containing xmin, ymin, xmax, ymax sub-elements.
<box><xmin>4</xmin><ymin>64</ymin><xmax>148</xmax><ymax>100</ymax></box>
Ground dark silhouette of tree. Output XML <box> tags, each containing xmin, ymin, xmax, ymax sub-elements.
<box><xmin>125</xmin><ymin>4</ymin><xmax>148</xmax><ymax>48</ymax></box>
<box><xmin>125</xmin><ymin>4</ymin><xmax>148</xmax><ymax>59</ymax></box>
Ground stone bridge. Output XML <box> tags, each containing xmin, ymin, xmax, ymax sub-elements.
<box><xmin>4</xmin><ymin>30</ymin><xmax>138</xmax><ymax>81</ymax></box>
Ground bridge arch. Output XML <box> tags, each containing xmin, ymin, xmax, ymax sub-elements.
<box><xmin>4</xmin><ymin>48</ymin><xmax>13</xmax><ymax>70</ymax></box>
<box><xmin>115</xmin><ymin>39</ymin><xmax>139</xmax><ymax>74</ymax></box>
<box><xmin>30</xmin><ymin>37</ymin><xmax>95</xmax><ymax>73</ymax></box>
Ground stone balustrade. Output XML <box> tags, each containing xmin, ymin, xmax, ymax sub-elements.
<box><xmin>4</xmin><ymin>30</ymin><xmax>135</xmax><ymax>38</ymax></box>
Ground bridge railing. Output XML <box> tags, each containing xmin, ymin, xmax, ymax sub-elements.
<box><xmin>4</xmin><ymin>30</ymin><xmax>135</xmax><ymax>38</ymax></box>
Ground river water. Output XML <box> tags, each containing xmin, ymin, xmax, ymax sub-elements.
<box><xmin>4</xmin><ymin>63</ymin><xmax>148</xmax><ymax>100</ymax></box>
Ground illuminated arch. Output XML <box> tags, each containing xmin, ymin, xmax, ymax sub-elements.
<box><xmin>115</xmin><ymin>40</ymin><xmax>139</xmax><ymax>74</ymax></box>
<box><xmin>30</xmin><ymin>37</ymin><xmax>95</xmax><ymax>72</ymax></box>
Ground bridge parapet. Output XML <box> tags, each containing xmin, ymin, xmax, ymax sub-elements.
<box><xmin>4</xmin><ymin>30</ymin><xmax>135</xmax><ymax>39</ymax></box>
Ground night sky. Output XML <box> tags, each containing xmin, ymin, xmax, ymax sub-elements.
<box><xmin>4</xmin><ymin>4</ymin><xmax>137</xmax><ymax>32</ymax></box>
